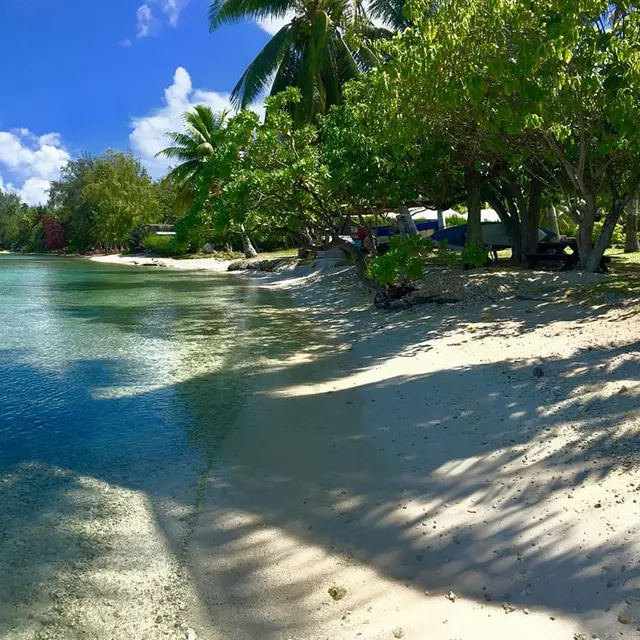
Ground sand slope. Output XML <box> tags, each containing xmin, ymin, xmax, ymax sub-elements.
<box><xmin>185</xmin><ymin>266</ymin><xmax>640</xmax><ymax>640</ymax></box>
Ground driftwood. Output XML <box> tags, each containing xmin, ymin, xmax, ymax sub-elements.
<box><xmin>375</xmin><ymin>286</ymin><xmax>461</xmax><ymax>310</ymax></box>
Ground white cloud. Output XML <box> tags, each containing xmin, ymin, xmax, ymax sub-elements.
<box><xmin>0</xmin><ymin>129</ymin><xmax>70</xmax><ymax>205</ymax></box>
<box><xmin>136</xmin><ymin>4</ymin><xmax>155</xmax><ymax>38</ymax></box>
<box><xmin>39</xmin><ymin>132</ymin><xmax>63</xmax><ymax>147</ymax></box>
<box><xmin>135</xmin><ymin>0</ymin><xmax>190</xmax><ymax>39</ymax></box>
<box><xmin>130</xmin><ymin>66</ymin><xmax>264</xmax><ymax>177</ymax></box>
<box><xmin>0</xmin><ymin>172</ymin><xmax>4</xmax><ymax>192</ymax></box>
<box><xmin>155</xmin><ymin>0</ymin><xmax>191</xmax><ymax>26</ymax></box>
<box><xmin>256</xmin><ymin>13</ymin><xmax>294</xmax><ymax>35</ymax></box>
<box><xmin>19</xmin><ymin>178</ymin><xmax>53</xmax><ymax>206</ymax></box>
<box><xmin>119</xmin><ymin>39</ymin><xmax>133</xmax><ymax>48</ymax></box>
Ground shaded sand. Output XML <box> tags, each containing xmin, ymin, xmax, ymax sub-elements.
<box><xmin>185</xmin><ymin>266</ymin><xmax>640</xmax><ymax>639</ymax></box>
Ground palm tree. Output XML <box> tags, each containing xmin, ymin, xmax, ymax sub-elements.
<box><xmin>157</xmin><ymin>105</ymin><xmax>259</xmax><ymax>257</ymax></box>
<box><xmin>368</xmin><ymin>0</ymin><xmax>437</xmax><ymax>33</ymax></box>
<box><xmin>156</xmin><ymin>104</ymin><xmax>228</xmax><ymax>200</ymax></box>
<box><xmin>208</xmin><ymin>0</ymin><xmax>380</xmax><ymax>125</ymax></box>
<box><xmin>367</xmin><ymin>0</ymin><xmax>408</xmax><ymax>30</ymax></box>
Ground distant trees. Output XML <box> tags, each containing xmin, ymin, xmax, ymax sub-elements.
<box><xmin>5</xmin><ymin>0</ymin><xmax>640</xmax><ymax>274</ymax></box>
<box><xmin>0</xmin><ymin>191</ymin><xmax>35</xmax><ymax>250</ymax></box>
<box><xmin>49</xmin><ymin>151</ymin><xmax>160</xmax><ymax>251</ymax></box>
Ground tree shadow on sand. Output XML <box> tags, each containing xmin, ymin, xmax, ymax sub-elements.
<box><xmin>2</xmin><ymin>269</ymin><xmax>640</xmax><ymax>638</ymax></box>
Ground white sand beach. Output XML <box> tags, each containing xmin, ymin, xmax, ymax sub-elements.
<box><xmin>90</xmin><ymin>253</ymin><xmax>233</xmax><ymax>271</ymax></box>
<box><xmin>178</xmin><ymin>265</ymin><xmax>640</xmax><ymax>639</ymax></box>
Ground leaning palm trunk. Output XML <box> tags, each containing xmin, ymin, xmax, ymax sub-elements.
<box><xmin>240</xmin><ymin>224</ymin><xmax>258</xmax><ymax>258</ymax></box>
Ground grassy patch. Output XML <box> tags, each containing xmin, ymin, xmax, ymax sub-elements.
<box><xmin>605</xmin><ymin>248</ymin><xmax>640</xmax><ymax>267</ymax></box>
<box><xmin>568</xmin><ymin>276</ymin><xmax>640</xmax><ymax>302</ymax></box>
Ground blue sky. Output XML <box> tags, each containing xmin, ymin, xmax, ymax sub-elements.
<box><xmin>0</xmin><ymin>0</ymin><xmax>281</xmax><ymax>204</ymax></box>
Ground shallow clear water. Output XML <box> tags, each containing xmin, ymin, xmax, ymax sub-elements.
<box><xmin>0</xmin><ymin>255</ymin><xmax>296</xmax><ymax>488</ymax></box>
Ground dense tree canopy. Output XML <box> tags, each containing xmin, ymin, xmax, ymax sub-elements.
<box><xmin>49</xmin><ymin>151</ymin><xmax>160</xmax><ymax>252</ymax></box>
<box><xmin>5</xmin><ymin>0</ymin><xmax>640</xmax><ymax>280</ymax></box>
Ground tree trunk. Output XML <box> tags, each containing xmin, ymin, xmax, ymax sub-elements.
<box><xmin>586</xmin><ymin>201</ymin><xmax>624</xmax><ymax>272</ymax></box>
<box><xmin>240</xmin><ymin>224</ymin><xmax>258</xmax><ymax>258</ymax></box>
<box><xmin>397</xmin><ymin>204</ymin><xmax>418</xmax><ymax>238</ymax></box>
<box><xmin>624</xmin><ymin>195</ymin><xmax>639</xmax><ymax>253</ymax></box>
<box><xmin>465</xmin><ymin>168</ymin><xmax>483</xmax><ymax>247</ymax></box>
<box><xmin>484</xmin><ymin>184</ymin><xmax>523</xmax><ymax>262</ymax></box>
<box><xmin>546</xmin><ymin>204</ymin><xmax>560</xmax><ymax>240</ymax></box>
<box><xmin>437</xmin><ymin>208</ymin><xmax>445</xmax><ymax>230</ymax></box>
<box><xmin>520</xmin><ymin>176</ymin><xmax>542</xmax><ymax>255</ymax></box>
<box><xmin>578</xmin><ymin>192</ymin><xmax>597</xmax><ymax>269</ymax></box>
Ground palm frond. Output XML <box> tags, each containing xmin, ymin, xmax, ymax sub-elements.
<box><xmin>231</xmin><ymin>23</ymin><xmax>296</xmax><ymax>108</ymax></box>
<box><xmin>209</xmin><ymin>0</ymin><xmax>297</xmax><ymax>31</ymax></box>
<box><xmin>367</xmin><ymin>0</ymin><xmax>409</xmax><ymax>30</ymax></box>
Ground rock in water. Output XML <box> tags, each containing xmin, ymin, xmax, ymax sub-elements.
<box><xmin>533</xmin><ymin>366</ymin><xmax>544</xmax><ymax>378</ymax></box>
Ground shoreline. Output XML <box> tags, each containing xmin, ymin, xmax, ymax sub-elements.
<box><xmin>89</xmin><ymin>253</ymin><xmax>234</xmax><ymax>272</ymax></box>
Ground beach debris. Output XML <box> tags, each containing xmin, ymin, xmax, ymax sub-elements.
<box><xmin>186</xmin><ymin>629</ymin><xmax>198</xmax><ymax>640</ymax></box>
<box><xmin>533</xmin><ymin>366</ymin><xmax>544</xmax><ymax>378</ymax></box>
<box><xmin>328</xmin><ymin>586</ymin><xmax>347</xmax><ymax>601</ymax></box>
<box><xmin>522</xmin><ymin>608</ymin><xmax>530</xmax><ymax>615</ymax></box>
<box><xmin>445</xmin><ymin>590</ymin><xmax>457</xmax><ymax>602</ymax></box>
<box><xmin>392</xmin><ymin>628</ymin><xmax>405</xmax><ymax>638</ymax></box>
<box><xmin>520</xmin><ymin>584</ymin><xmax>533</xmax><ymax>597</ymax></box>
<box><xmin>502</xmin><ymin>603</ymin><xmax>516</xmax><ymax>614</ymax></box>
<box><xmin>618</xmin><ymin>614</ymin><xmax>630</xmax><ymax>625</ymax></box>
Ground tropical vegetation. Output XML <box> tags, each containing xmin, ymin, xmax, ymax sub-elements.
<box><xmin>2</xmin><ymin>0</ymin><xmax>640</xmax><ymax>290</ymax></box>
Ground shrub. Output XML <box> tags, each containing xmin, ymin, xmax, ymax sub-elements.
<box><xmin>436</xmin><ymin>239</ymin><xmax>460</xmax><ymax>265</ymax></box>
<box><xmin>141</xmin><ymin>234</ymin><xmax>189</xmax><ymax>256</ymax></box>
<box><xmin>445</xmin><ymin>213</ymin><xmax>467</xmax><ymax>226</ymax></box>
<box><xmin>368</xmin><ymin>235</ymin><xmax>433</xmax><ymax>287</ymax></box>
<box><xmin>461</xmin><ymin>243</ymin><xmax>489</xmax><ymax>267</ymax></box>
<box><xmin>593</xmin><ymin>218</ymin><xmax>624</xmax><ymax>247</ymax></box>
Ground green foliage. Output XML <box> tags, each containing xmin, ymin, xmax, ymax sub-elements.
<box><xmin>445</xmin><ymin>213</ymin><xmax>466</xmax><ymax>226</ymax></box>
<box><xmin>154</xmin><ymin>176</ymin><xmax>184</xmax><ymax>224</ymax></box>
<box><xmin>436</xmin><ymin>239</ymin><xmax>459</xmax><ymax>266</ymax></box>
<box><xmin>208</xmin><ymin>0</ymin><xmax>381</xmax><ymax>125</ymax></box>
<box><xmin>367</xmin><ymin>234</ymin><xmax>433</xmax><ymax>287</ymax></box>
<box><xmin>594</xmin><ymin>218</ymin><xmax>624</xmax><ymax>247</ymax></box>
<box><xmin>556</xmin><ymin>211</ymin><xmax>578</xmax><ymax>237</ymax></box>
<box><xmin>50</xmin><ymin>151</ymin><xmax>159</xmax><ymax>252</ymax></box>
<box><xmin>141</xmin><ymin>234</ymin><xmax>190</xmax><ymax>257</ymax></box>
<box><xmin>156</xmin><ymin>105</ymin><xmax>229</xmax><ymax>208</ymax></box>
<box><xmin>0</xmin><ymin>191</ymin><xmax>32</xmax><ymax>250</ymax></box>
<box><xmin>461</xmin><ymin>243</ymin><xmax>488</xmax><ymax>268</ymax></box>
